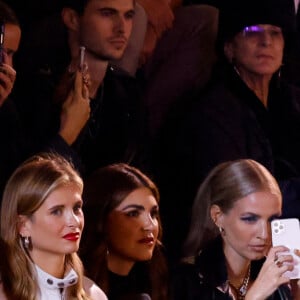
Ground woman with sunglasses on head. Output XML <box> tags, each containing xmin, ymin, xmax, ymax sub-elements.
<box><xmin>0</xmin><ymin>153</ymin><xmax>107</xmax><ymax>300</ymax></box>
<box><xmin>172</xmin><ymin>159</ymin><xmax>299</xmax><ymax>300</ymax></box>
<box><xmin>80</xmin><ymin>163</ymin><xmax>169</xmax><ymax>300</ymax></box>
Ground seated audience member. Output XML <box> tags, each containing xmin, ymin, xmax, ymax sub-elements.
<box><xmin>80</xmin><ymin>163</ymin><xmax>169</xmax><ymax>300</ymax></box>
<box><xmin>114</xmin><ymin>0</ymin><xmax>219</xmax><ymax>141</ymax></box>
<box><xmin>0</xmin><ymin>1</ymin><xmax>32</xmax><ymax>200</ymax></box>
<box><xmin>173</xmin><ymin>159</ymin><xmax>298</xmax><ymax>299</ymax></box>
<box><xmin>138</xmin><ymin>2</ymin><xmax>219</xmax><ymax>141</ymax></box>
<box><xmin>151</xmin><ymin>0</ymin><xmax>300</xmax><ymax>263</ymax></box>
<box><xmin>0</xmin><ymin>153</ymin><xmax>107</xmax><ymax>299</ymax></box>
<box><xmin>14</xmin><ymin>0</ymin><xmax>145</xmax><ymax>178</ymax></box>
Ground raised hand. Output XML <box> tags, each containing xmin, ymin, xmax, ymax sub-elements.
<box><xmin>0</xmin><ymin>63</ymin><xmax>16</xmax><ymax>106</ymax></box>
<box><xmin>245</xmin><ymin>246</ymin><xmax>293</xmax><ymax>300</ymax></box>
<box><xmin>59</xmin><ymin>70</ymin><xmax>90</xmax><ymax>145</ymax></box>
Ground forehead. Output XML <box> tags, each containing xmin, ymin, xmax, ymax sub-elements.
<box><xmin>86</xmin><ymin>0</ymin><xmax>134</xmax><ymax>10</ymax></box>
<box><xmin>39</xmin><ymin>185</ymin><xmax>82</xmax><ymax>209</ymax></box>
<box><xmin>228</xmin><ymin>191</ymin><xmax>281</xmax><ymax>217</ymax></box>
<box><xmin>115</xmin><ymin>187</ymin><xmax>157</xmax><ymax>210</ymax></box>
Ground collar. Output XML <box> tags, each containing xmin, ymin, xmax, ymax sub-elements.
<box><xmin>194</xmin><ymin>236</ymin><xmax>263</xmax><ymax>288</ymax></box>
<box><xmin>35</xmin><ymin>265</ymin><xmax>78</xmax><ymax>290</ymax></box>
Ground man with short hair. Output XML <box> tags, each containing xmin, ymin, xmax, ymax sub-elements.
<box><xmin>15</xmin><ymin>0</ymin><xmax>145</xmax><ymax>177</ymax></box>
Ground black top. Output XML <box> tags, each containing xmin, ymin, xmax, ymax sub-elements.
<box><xmin>172</xmin><ymin>236</ymin><xmax>292</xmax><ymax>300</ymax></box>
<box><xmin>108</xmin><ymin>264</ymin><xmax>151</xmax><ymax>300</ymax></box>
<box><xmin>13</xmin><ymin>20</ymin><xmax>145</xmax><ymax>177</ymax></box>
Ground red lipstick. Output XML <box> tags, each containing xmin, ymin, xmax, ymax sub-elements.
<box><xmin>63</xmin><ymin>232</ymin><xmax>80</xmax><ymax>241</ymax></box>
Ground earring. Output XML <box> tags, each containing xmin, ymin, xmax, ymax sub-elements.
<box><xmin>218</xmin><ymin>227</ymin><xmax>225</xmax><ymax>234</ymax></box>
<box><xmin>23</xmin><ymin>236</ymin><xmax>32</xmax><ymax>250</ymax></box>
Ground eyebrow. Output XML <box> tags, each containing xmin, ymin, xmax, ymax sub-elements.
<box><xmin>121</xmin><ymin>204</ymin><xmax>144</xmax><ymax>211</ymax></box>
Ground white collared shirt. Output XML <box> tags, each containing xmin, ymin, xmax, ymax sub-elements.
<box><xmin>35</xmin><ymin>265</ymin><xmax>78</xmax><ymax>300</ymax></box>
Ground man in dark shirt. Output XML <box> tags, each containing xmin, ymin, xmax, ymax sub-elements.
<box><xmin>14</xmin><ymin>0</ymin><xmax>145</xmax><ymax>177</ymax></box>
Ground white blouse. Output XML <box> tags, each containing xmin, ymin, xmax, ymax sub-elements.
<box><xmin>35</xmin><ymin>265</ymin><xmax>78</xmax><ymax>300</ymax></box>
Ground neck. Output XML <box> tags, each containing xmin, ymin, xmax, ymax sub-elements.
<box><xmin>31</xmin><ymin>252</ymin><xmax>66</xmax><ymax>278</ymax></box>
<box><xmin>234</xmin><ymin>66</ymin><xmax>271</xmax><ymax>107</ymax></box>
<box><xmin>88</xmin><ymin>60</ymin><xmax>108</xmax><ymax>99</ymax></box>
<box><xmin>223</xmin><ymin>243</ymin><xmax>251</xmax><ymax>284</ymax></box>
<box><xmin>107</xmin><ymin>253</ymin><xmax>135</xmax><ymax>276</ymax></box>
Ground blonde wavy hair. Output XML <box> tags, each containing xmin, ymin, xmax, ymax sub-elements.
<box><xmin>0</xmin><ymin>153</ymin><xmax>90</xmax><ymax>300</ymax></box>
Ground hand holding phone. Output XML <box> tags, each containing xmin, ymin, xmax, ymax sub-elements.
<box><xmin>271</xmin><ymin>218</ymin><xmax>300</xmax><ymax>279</ymax></box>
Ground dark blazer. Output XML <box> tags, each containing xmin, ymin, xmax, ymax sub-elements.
<box><xmin>172</xmin><ymin>237</ymin><xmax>292</xmax><ymax>300</ymax></box>
<box><xmin>14</xmin><ymin>32</ymin><xmax>145</xmax><ymax>178</ymax></box>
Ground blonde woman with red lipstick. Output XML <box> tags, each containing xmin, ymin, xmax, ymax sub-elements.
<box><xmin>0</xmin><ymin>153</ymin><xmax>107</xmax><ymax>300</ymax></box>
<box><xmin>80</xmin><ymin>163</ymin><xmax>169</xmax><ymax>300</ymax></box>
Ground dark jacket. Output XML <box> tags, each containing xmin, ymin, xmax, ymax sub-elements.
<box><xmin>0</xmin><ymin>98</ymin><xmax>33</xmax><ymax>200</ymax></box>
<box><xmin>172</xmin><ymin>237</ymin><xmax>292</xmax><ymax>300</ymax></box>
<box><xmin>14</xmin><ymin>34</ymin><xmax>145</xmax><ymax>178</ymax></box>
<box><xmin>152</xmin><ymin>64</ymin><xmax>300</xmax><ymax>262</ymax></box>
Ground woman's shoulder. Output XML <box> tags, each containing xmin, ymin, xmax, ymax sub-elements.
<box><xmin>83</xmin><ymin>276</ymin><xmax>108</xmax><ymax>300</ymax></box>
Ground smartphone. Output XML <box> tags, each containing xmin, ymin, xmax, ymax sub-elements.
<box><xmin>79</xmin><ymin>46</ymin><xmax>85</xmax><ymax>71</ymax></box>
<box><xmin>0</xmin><ymin>21</ymin><xmax>4</xmax><ymax>64</ymax></box>
<box><xmin>271</xmin><ymin>218</ymin><xmax>300</xmax><ymax>279</ymax></box>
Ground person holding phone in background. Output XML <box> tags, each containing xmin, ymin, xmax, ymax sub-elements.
<box><xmin>0</xmin><ymin>1</ymin><xmax>32</xmax><ymax>202</ymax></box>
<box><xmin>172</xmin><ymin>159</ymin><xmax>299</xmax><ymax>300</ymax></box>
<box><xmin>14</xmin><ymin>0</ymin><xmax>145</xmax><ymax>179</ymax></box>
<box><xmin>0</xmin><ymin>2</ymin><xmax>19</xmax><ymax>107</ymax></box>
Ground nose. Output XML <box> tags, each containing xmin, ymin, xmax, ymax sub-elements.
<box><xmin>114</xmin><ymin>15</ymin><xmax>125</xmax><ymax>33</ymax></box>
<box><xmin>260</xmin><ymin>31</ymin><xmax>272</xmax><ymax>46</ymax></box>
<box><xmin>142</xmin><ymin>213</ymin><xmax>156</xmax><ymax>231</ymax></box>
<box><xmin>66</xmin><ymin>210</ymin><xmax>81</xmax><ymax>228</ymax></box>
<box><xmin>257</xmin><ymin>221</ymin><xmax>269</xmax><ymax>240</ymax></box>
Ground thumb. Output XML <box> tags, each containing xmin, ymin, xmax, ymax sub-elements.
<box><xmin>73</xmin><ymin>70</ymin><xmax>83</xmax><ymax>98</ymax></box>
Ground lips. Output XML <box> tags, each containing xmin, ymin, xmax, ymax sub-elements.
<box><xmin>249</xmin><ymin>244</ymin><xmax>267</xmax><ymax>252</ymax></box>
<box><xmin>138</xmin><ymin>237</ymin><xmax>155</xmax><ymax>244</ymax></box>
<box><xmin>63</xmin><ymin>232</ymin><xmax>80</xmax><ymax>241</ymax></box>
<box><xmin>109</xmin><ymin>37</ymin><xmax>127</xmax><ymax>47</ymax></box>
<box><xmin>257</xmin><ymin>54</ymin><xmax>273</xmax><ymax>59</ymax></box>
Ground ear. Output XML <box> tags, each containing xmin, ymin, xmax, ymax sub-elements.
<box><xmin>61</xmin><ymin>8</ymin><xmax>80</xmax><ymax>31</ymax></box>
<box><xmin>210</xmin><ymin>204</ymin><xmax>224</xmax><ymax>228</ymax></box>
<box><xmin>18</xmin><ymin>215</ymin><xmax>31</xmax><ymax>237</ymax></box>
<box><xmin>224</xmin><ymin>42</ymin><xmax>234</xmax><ymax>63</ymax></box>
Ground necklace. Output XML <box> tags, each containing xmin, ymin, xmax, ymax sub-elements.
<box><xmin>229</xmin><ymin>264</ymin><xmax>251</xmax><ymax>300</ymax></box>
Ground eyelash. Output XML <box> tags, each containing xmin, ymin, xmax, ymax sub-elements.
<box><xmin>126</xmin><ymin>210</ymin><xmax>139</xmax><ymax>217</ymax></box>
<box><xmin>240</xmin><ymin>216</ymin><xmax>258</xmax><ymax>223</ymax></box>
<box><xmin>51</xmin><ymin>208</ymin><xmax>62</xmax><ymax>216</ymax></box>
<box><xmin>50</xmin><ymin>205</ymin><xmax>82</xmax><ymax>216</ymax></box>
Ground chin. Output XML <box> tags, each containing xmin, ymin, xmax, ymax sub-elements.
<box><xmin>136</xmin><ymin>253</ymin><xmax>154</xmax><ymax>261</ymax></box>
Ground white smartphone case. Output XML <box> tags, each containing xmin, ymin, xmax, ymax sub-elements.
<box><xmin>271</xmin><ymin>218</ymin><xmax>300</xmax><ymax>279</ymax></box>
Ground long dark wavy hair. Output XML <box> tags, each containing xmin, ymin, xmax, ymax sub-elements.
<box><xmin>80</xmin><ymin>163</ymin><xmax>169</xmax><ymax>300</ymax></box>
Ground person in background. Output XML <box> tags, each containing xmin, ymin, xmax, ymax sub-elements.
<box><xmin>80</xmin><ymin>163</ymin><xmax>169</xmax><ymax>300</ymax></box>
<box><xmin>14</xmin><ymin>0</ymin><xmax>145</xmax><ymax>178</ymax></box>
<box><xmin>0</xmin><ymin>153</ymin><xmax>107</xmax><ymax>299</ymax></box>
<box><xmin>0</xmin><ymin>0</ymin><xmax>33</xmax><ymax>202</ymax></box>
<box><xmin>173</xmin><ymin>159</ymin><xmax>298</xmax><ymax>299</ymax></box>
<box><xmin>151</xmin><ymin>0</ymin><xmax>300</xmax><ymax>263</ymax></box>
